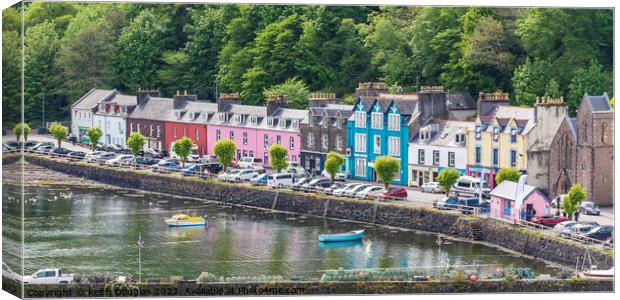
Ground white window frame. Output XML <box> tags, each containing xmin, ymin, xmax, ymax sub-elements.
<box><xmin>336</xmin><ymin>135</ymin><xmax>343</xmax><ymax>150</ymax></box>
<box><xmin>371</xmin><ymin>112</ymin><xmax>383</xmax><ymax>129</ymax></box>
<box><xmin>355</xmin><ymin>111</ymin><xmax>366</xmax><ymax>128</ymax></box>
<box><xmin>373</xmin><ymin>135</ymin><xmax>381</xmax><ymax>154</ymax></box>
<box><xmin>448</xmin><ymin>152</ymin><xmax>455</xmax><ymax>167</ymax></box>
<box><xmin>388</xmin><ymin>137</ymin><xmax>400</xmax><ymax>156</ymax></box>
<box><xmin>308</xmin><ymin>134</ymin><xmax>315</xmax><ymax>148</ymax></box>
<box><xmin>388</xmin><ymin>114</ymin><xmax>400</xmax><ymax>131</ymax></box>
<box><xmin>322</xmin><ymin>134</ymin><xmax>328</xmax><ymax>150</ymax></box>
<box><xmin>355</xmin><ymin>158</ymin><xmax>366</xmax><ymax>177</ymax></box>
<box><xmin>355</xmin><ymin>133</ymin><xmax>366</xmax><ymax>152</ymax></box>
<box><xmin>243</xmin><ymin>132</ymin><xmax>248</xmax><ymax>145</ymax></box>
<box><xmin>433</xmin><ymin>150</ymin><xmax>440</xmax><ymax>166</ymax></box>
<box><xmin>289</xmin><ymin>136</ymin><xmax>295</xmax><ymax>150</ymax></box>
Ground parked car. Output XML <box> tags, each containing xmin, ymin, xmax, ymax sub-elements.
<box><xmin>435</xmin><ymin>196</ymin><xmax>459</xmax><ymax>210</ymax></box>
<box><xmin>553</xmin><ymin>221</ymin><xmax>580</xmax><ymax>235</ymax></box>
<box><xmin>287</xmin><ymin>165</ymin><xmax>309</xmax><ymax>178</ymax></box>
<box><xmin>355</xmin><ymin>185</ymin><xmax>385</xmax><ymax>199</ymax></box>
<box><xmin>344</xmin><ymin>184</ymin><xmax>373</xmax><ymax>197</ymax></box>
<box><xmin>321</xmin><ymin>182</ymin><xmax>347</xmax><ymax>195</ymax></box>
<box><xmin>201</xmin><ymin>162</ymin><xmax>224</xmax><ymax>177</ymax></box>
<box><xmin>144</xmin><ymin>148</ymin><xmax>164</xmax><ymax>158</ymax></box>
<box><xmin>550</xmin><ymin>194</ymin><xmax>567</xmax><ymax>208</ymax></box>
<box><xmin>105</xmin><ymin>144</ymin><xmax>124</xmax><ymax>153</ymax></box>
<box><xmin>378</xmin><ymin>186</ymin><xmax>408</xmax><ymax>200</ymax></box>
<box><xmin>320</xmin><ymin>170</ymin><xmax>347</xmax><ymax>181</ymax></box>
<box><xmin>451</xmin><ymin>176</ymin><xmax>490</xmax><ymax>198</ymax></box>
<box><xmin>291</xmin><ymin>177</ymin><xmax>312</xmax><ymax>191</ymax></box>
<box><xmin>579</xmin><ymin>201</ymin><xmax>600</xmax><ymax>215</ymax></box>
<box><xmin>152</xmin><ymin>160</ymin><xmax>181</xmax><ymax>173</ymax></box>
<box><xmin>2</xmin><ymin>262</ymin><xmax>21</xmax><ymax>282</ymax></box>
<box><xmin>105</xmin><ymin>154</ymin><xmax>135</xmax><ymax>166</ymax></box>
<box><xmin>230</xmin><ymin>169</ymin><xmax>259</xmax><ymax>182</ymax></box>
<box><xmin>580</xmin><ymin>225</ymin><xmax>614</xmax><ymax>241</ymax></box>
<box><xmin>67</xmin><ymin>151</ymin><xmax>86</xmax><ymax>159</ymax></box>
<box><xmin>250</xmin><ymin>173</ymin><xmax>269</xmax><ymax>186</ymax></box>
<box><xmin>22</xmin><ymin>268</ymin><xmax>75</xmax><ymax>284</ymax></box>
<box><xmin>568</xmin><ymin>223</ymin><xmax>598</xmax><ymax>237</ymax></box>
<box><xmin>332</xmin><ymin>183</ymin><xmax>363</xmax><ymax>197</ymax></box>
<box><xmin>456</xmin><ymin>198</ymin><xmax>490</xmax><ymax>214</ymax></box>
<box><xmin>36</xmin><ymin>145</ymin><xmax>55</xmax><ymax>153</ymax></box>
<box><xmin>85</xmin><ymin>151</ymin><xmax>106</xmax><ymax>162</ymax></box>
<box><xmin>267</xmin><ymin>173</ymin><xmax>295</xmax><ymax>188</ymax></box>
<box><xmin>238</xmin><ymin>157</ymin><xmax>263</xmax><ymax>169</ymax></box>
<box><xmin>4</xmin><ymin>141</ymin><xmax>19</xmax><ymax>150</ymax></box>
<box><xmin>32</xmin><ymin>141</ymin><xmax>55</xmax><ymax>151</ymax></box>
<box><xmin>95</xmin><ymin>152</ymin><xmax>118</xmax><ymax>163</ymax></box>
<box><xmin>182</xmin><ymin>163</ymin><xmax>209</xmax><ymax>176</ymax></box>
<box><xmin>131</xmin><ymin>156</ymin><xmax>160</xmax><ymax>168</ymax></box>
<box><xmin>23</xmin><ymin>140</ymin><xmax>40</xmax><ymax>149</ymax></box>
<box><xmin>218</xmin><ymin>169</ymin><xmax>241</xmax><ymax>182</ymax></box>
<box><xmin>301</xmin><ymin>177</ymin><xmax>332</xmax><ymax>192</ymax></box>
<box><xmin>49</xmin><ymin>147</ymin><xmax>71</xmax><ymax>157</ymax></box>
<box><xmin>530</xmin><ymin>215</ymin><xmax>569</xmax><ymax>227</ymax></box>
<box><xmin>420</xmin><ymin>182</ymin><xmax>445</xmax><ymax>194</ymax></box>
<box><xmin>187</xmin><ymin>154</ymin><xmax>202</xmax><ymax>163</ymax></box>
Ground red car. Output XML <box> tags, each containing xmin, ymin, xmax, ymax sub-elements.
<box><xmin>530</xmin><ymin>215</ymin><xmax>568</xmax><ymax>226</ymax></box>
<box><xmin>379</xmin><ymin>187</ymin><xmax>408</xmax><ymax>200</ymax></box>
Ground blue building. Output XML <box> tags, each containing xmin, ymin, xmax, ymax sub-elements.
<box><xmin>346</xmin><ymin>84</ymin><xmax>450</xmax><ymax>186</ymax></box>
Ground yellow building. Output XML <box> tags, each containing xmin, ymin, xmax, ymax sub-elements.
<box><xmin>465</xmin><ymin>93</ymin><xmax>534</xmax><ymax>189</ymax></box>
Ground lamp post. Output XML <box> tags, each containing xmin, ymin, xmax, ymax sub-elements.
<box><xmin>137</xmin><ymin>233</ymin><xmax>144</xmax><ymax>283</ymax></box>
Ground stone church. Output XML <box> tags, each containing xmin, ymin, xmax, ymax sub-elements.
<box><xmin>548</xmin><ymin>93</ymin><xmax>613</xmax><ymax>206</ymax></box>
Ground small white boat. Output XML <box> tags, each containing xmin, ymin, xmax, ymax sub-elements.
<box><xmin>318</xmin><ymin>230</ymin><xmax>364</xmax><ymax>242</ymax></box>
<box><xmin>165</xmin><ymin>214</ymin><xmax>207</xmax><ymax>227</ymax></box>
<box><xmin>582</xmin><ymin>267</ymin><xmax>614</xmax><ymax>278</ymax></box>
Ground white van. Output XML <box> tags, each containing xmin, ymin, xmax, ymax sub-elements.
<box><xmin>267</xmin><ymin>173</ymin><xmax>295</xmax><ymax>188</ymax></box>
<box><xmin>451</xmin><ymin>176</ymin><xmax>490</xmax><ymax>198</ymax></box>
<box><xmin>237</xmin><ymin>157</ymin><xmax>263</xmax><ymax>168</ymax></box>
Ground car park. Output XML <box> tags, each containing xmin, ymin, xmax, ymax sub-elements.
<box><xmin>580</xmin><ymin>225</ymin><xmax>614</xmax><ymax>241</ymax></box>
<box><xmin>230</xmin><ymin>169</ymin><xmax>260</xmax><ymax>182</ymax></box>
<box><xmin>530</xmin><ymin>215</ymin><xmax>569</xmax><ymax>227</ymax></box>
<box><xmin>95</xmin><ymin>152</ymin><xmax>118</xmax><ymax>164</ymax></box>
<box><xmin>152</xmin><ymin>160</ymin><xmax>181</xmax><ymax>173</ymax></box>
<box><xmin>105</xmin><ymin>154</ymin><xmax>135</xmax><ymax>166</ymax></box>
<box><xmin>332</xmin><ymin>183</ymin><xmax>362</xmax><ymax>196</ymax></box>
<box><xmin>355</xmin><ymin>185</ymin><xmax>385</xmax><ymax>199</ymax></box>
<box><xmin>420</xmin><ymin>182</ymin><xmax>444</xmax><ymax>194</ymax></box>
<box><xmin>250</xmin><ymin>173</ymin><xmax>269</xmax><ymax>186</ymax></box>
<box><xmin>267</xmin><ymin>173</ymin><xmax>295</xmax><ymax>188</ymax></box>
<box><xmin>49</xmin><ymin>147</ymin><xmax>72</xmax><ymax>157</ymax></box>
<box><xmin>131</xmin><ymin>156</ymin><xmax>160</xmax><ymax>168</ymax></box>
<box><xmin>301</xmin><ymin>177</ymin><xmax>332</xmax><ymax>192</ymax></box>
<box><xmin>321</xmin><ymin>182</ymin><xmax>347</xmax><ymax>195</ymax></box>
<box><xmin>32</xmin><ymin>141</ymin><xmax>55</xmax><ymax>151</ymax></box>
<box><xmin>344</xmin><ymin>184</ymin><xmax>372</xmax><ymax>197</ymax></box>
<box><xmin>85</xmin><ymin>151</ymin><xmax>106</xmax><ymax>162</ymax></box>
<box><xmin>291</xmin><ymin>177</ymin><xmax>312</xmax><ymax>191</ymax></box>
<box><xmin>378</xmin><ymin>186</ymin><xmax>408</xmax><ymax>200</ymax></box>
<box><xmin>553</xmin><ymin>221</ymin><xmax>580</xmax><ymax>235</ymax></box>
<box><xmin>67</xmin><ymin>151</ymin><xmax>86</xmax><ymax>159</ymax></box>
<box><xmin>144</xmin><ymin>148</ymin><xmax>164</xmax><ymax>158</ymax></box>
<box><xmin>579</xmin><ymin>201</ymin><xmax>600</xmax><ymax>215</ymax></box>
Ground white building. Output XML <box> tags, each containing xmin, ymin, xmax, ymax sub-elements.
<box><xmin>92</xmin><ymin>93</ymin><xmax>137</xmax><ymax>147</ymax></box>
<box><xmin>408</xmin><ymin>120</ymin><xmax>474</xmax><ymax>187</ymax></box>
<box><xmin>71</xmin><ymin>89</ymin><xmax>117</xmax><ymax>143</ymax></box>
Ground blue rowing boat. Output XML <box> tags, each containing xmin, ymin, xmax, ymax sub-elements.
<box><xmin>318</xmin><ymin>230</ymin><xmax>364</xmax><ymax>242</ymax></box>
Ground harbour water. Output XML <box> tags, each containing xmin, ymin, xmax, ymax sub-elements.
<box><xmin>2</xmin><ymin>184</ymin><xmax>559</xmax><ymax>280</ymax></box>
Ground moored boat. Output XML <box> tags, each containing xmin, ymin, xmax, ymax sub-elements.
<box><xmin>165</xmin><ymin>214</ymin><xmax>207</xmax><ymax>227</ymax></box>
<box><xmin>582</xmin><ymin>267</ymin><xmax>614</xmax><ymax>278</ymax></box>
<box><xmin>318</xmin><ymin>230</ymin><xmax>364</xmax><ymax>242</ymax></box>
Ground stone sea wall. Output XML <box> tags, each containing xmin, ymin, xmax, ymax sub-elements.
<box><xmin>14</xmin><ymin>154</ymin><xmax>615</xmax><ymax>270</ymax></box>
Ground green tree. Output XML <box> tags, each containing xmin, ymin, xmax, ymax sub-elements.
<box><xmin>263</xmin><ymin>78</ymin><xmax>310</xmax><ymax>109</ymax></box>
<box><xmin>324</xmin><ymin>151</ymin><xmax>345</xmax><ymax>183</ymax></box>
<box><xmin>213</xmin><ymin>139</ymin><xmax>237</xmax><ymax>171</ymax></box>
<box><xmin>436</xmin><ymin>168</ymin><xmax>460</xmax><ymax>196</ymax></box>
<box><xmin>86</xmin><ymin>127</ymin><xmax>103</xmax><ymax>150</ymax></box>
<box><xmin>13</xmin><ymin>123</ymin><xmax>31</xmax><ymax>142</ymax></box>
<box><xmin>544</xmin><ymin>79</ymin><xmax>562</xmax><ymax>98</ymax></box>
<box><xmin>511</xmin><ymin>58</ymin><xmax>553</xmax><ymax>106</ymax></box>
<box><xmin>126</xmin><ymin>132</ymin><xmax>146</xmax><ymax>156</ymax></box>
<box><xmin>567</xmin><ymin>61</ymin><xmax>613</xmax><ymax>114</ymax></box>
<box><xmin>49</xmin><ymin>122</ymin><xmax>68</xmax><ymax>148</ymax></box>
<box><xmin>172</xmin><ymin>136</ymin><xmax>194</xmax><ymax>167</ymax></box>
<box><xmin>268</xmin><ymin>144</ymin><xmax>289</xmax><ymax>173</ymax></box>
<box><xmin>157</xmin><ymin>50</ymin><xmax>193</xmax><ymax>96</ymax></box>
<box><xmin>495</xmin><ymin>168</ymin><xmax>521</xmax><ymax>185</ymax></box>
<box><xmin>24</xmin><ymin>2</ymin><xmax>79</xmax><ymax>35</ymax></box>
<box><xmin>24</xmin><ymin>21</ymin><xmax>60</xmax><ymax>124</ymax></box>
<box><xmin>563</xmin><ymin>184</ymin><xmax>587</xmax><ymax>220</ymax></box>
<box><xmin>2</xmin><ymin>31</ymin><xmax>21</xmax><ymax>127</ymax></box>
<box><xmin>2</xmin><ymin>6</ymin><xmax>21</xmax><ymax>33</ymax></box>
<box><xmin>374</xmin><ymin>156</ymin><xmax>400</xmax><ymax>189</ymax></box>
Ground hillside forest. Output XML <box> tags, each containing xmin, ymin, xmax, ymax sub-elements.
<box><xmin>2</xmin><ymin>3</ymin><xmax>613</xmax><ymax>128</ymax></box>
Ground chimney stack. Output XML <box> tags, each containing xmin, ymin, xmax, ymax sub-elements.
<box><xmin>308</xmin><ymin>92</ymin><xmax>340</xmax><ymax>107</ymax></box>
<box><xmin>173</xmin><ymin>90</ymin><xmax>198</xmax><ymax>109</ymax></box>
<box><xmin>136</xmin><ymin>88</ymin><xmax>161</xmax><ymax>106</ymax></box>
<box><xmin>355</xmin><ymin>82</ymin><xmax>388</xmax><ymax>98</ymax></box>
<box><xmin>477</xmin><ymin>91</ymin><xmax>510</xmax><ymax>116</ymax></box>
<box><xmin>217</xmin><ymin>92</ymin><xmax>242</xmax><ymax>112</ymax></box>
<box><xmin>266</xmin><ymin>95</ymin><xmax>289</xmax><ymax>116</ymax></box>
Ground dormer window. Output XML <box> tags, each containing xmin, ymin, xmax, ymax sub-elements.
<box><xmin>323</xmin><ymin>118</ymin><xmax>329</xmax><ymax>128</ymax></box>
<box><xmin>292</xmin><ymin>119</ymin><xmax>300</xmax><ymax>130</ymax></box>
<box><xmin>120</xmin><ymin>106</ymin><xmax>126</xmax><ymax>113</ymax></box>
<box><xmin>455</xmin><ymin>133</ymin><xmax>465</xmax><ymax>144</ymax></box>
<box><xmin>188</xmin><ymin>112</ymin><xmax>195</xmax><ymax>120</ymax></box>
<box><xmin>218</xmin><ymin>112</ymin><xmax>228</xmax><ymax>123</ymax></box>
<box><xmin>475</xmin><ymin>126</ymin><xmax>482</xmax><ymax>140</ymax></box>
<box><xmin>493</xmin><ymin>126</ymin><xmax>499</xmax><ymax>141</ymax></box>
<box><xmin>510</xmin><ymin>128</ymin><xmax>517</xmax><ymax>143</ymax></box>
<box><xmin>235</xmin><ymin>114</ymin><xmax>244</xmax><ymax>124</ymax></box>
<box><xmin>201</xmin><ymin>112</ymin><xmax>209</xmax><ymax>121</ymax></box>
<box><xmin>267</xmin><ymin>118</ymin><xmax>276</xmax><ymax>128</ymax></box>
<box><xmin>280</xmin><ymin>119</ymin><xmax>288</xmax><ymax>129</ymax></box>
<box><xmin>174</xmin><ymin>111</ymin><xmax>182</xmax><ymax>119</ymax></box>
<box><xmin>250</xmin><ymin>115</ymin><xmax>258</xmax><ymax>125</ymax></box>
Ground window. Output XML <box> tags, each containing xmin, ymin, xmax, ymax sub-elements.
<box><xmin>130</xmin><ymin>123</ymin><xmax>134</xmax><ymax>133</ymax></box>
<box><xmin>322</xmin><ymin>134</ymin><xmax>328</xmax><ymax>150</ymax></box>
<box><xmin>196</xmin><ymin>128</ymin><xmax>200</xmax><ymax>140</ymax></box>
<box><xmin>371</xmin><ymin>112</ymin><xmax>383</xmax><ymax>129</ymax></box>
<box><xmin>475</xmin><ymin>146</ymin><xmax>481</xmax><ymax>164</ymax></box>
<box><xmin>355</xmin><ymin>158</ymin><xmax>366</xmax><ymax>177</ymax></box>
<box><xmin>492</xmin><ymin>148</ymin><xmax>499</xmax><ymax>166</ymax></box>
<box><xmin>218</xmin><ymin>113</ymin><xmax>228</xmax><ymax>123</ymax></box>
<box><xmin>292</xmin><ymin>155</ymin><xmax>297</xmax><ymax>163</ymax></box>
<box><xmin>267</xmin><ymin>118</ymin><xmax>276</xmax><ymax>127</ymax></box>
<box><xmin>308</xmin><ymin>134</ymin><xmax>315</xmax><ymax>148</ymax></box>
<box><xmin>374</xmin><ymin>135</ymin><xmax>381</xmax><ymax>154</ymax></box>
<box><xmin>336</xmin><ymin>135</ymin><xmax>343</xmax><ymax>150</ymax></box>
<box><xmin>276</xmin><ymin>135</ymin><xmax>281</xmax><ymax>144</ymax></box>
<box><xmin>229</xmin><ymin>131</ymin><xmax>234</xmax><ymax>140</ymax></box>
<box><xmin>510</xmin><ymin>150</ymin><xmax>517</xmax><ymax>167</ymax></box>
<box><xmin>157</xmin><ymin>125</ymin><xmax>161</xmax><ymax>138</ymax></box>
<box><xmin>121</xmin><ymin>106</ymin><xmax>126</xmax><ymax>113</ymax></box>
<box><xmin>388</xmin><ymin>114</ymin><xmax>400</xmax><ymax>130</ymax></box>
<box><xmin>394</xmin><ymin>164</ymin><xmax>400</xmax><ymax>181</ymax></box>
<box><xmin>264</xmin><ymin>134</ymin><xmax>269</xmax><ymax>147</ymax></box>
<box><xmin>433</xmin><ymin>150</ymin><xmax>440</xmax><ymax>165</ymax></box>
<box><xmin>149</xmin><ymin>125</ymin><xmax>153</xmax><ymax>136</ymax></box>
<box><xmin>602</xmin><ymin>123</ymin><xmax>608</xmax><ymax>144</ymax></box>
<box><xmin>455</xmin><ymin>133</ymin><xmax>465</xmax><ymax>143</ymax></box>
<box><xmin>418</xmin><ymin>149</ymin><xmax>425</xmax><ymax>164</ymax></box>
<box><xmin>475</xmin><ymin>126</ymin><xmax>482</xmax><ymax>140</ymax></box>
<box><xmin>510</xmin><ymin>128</ymin><xmax>517</xmax><ymax>143</ymax></box>
<box><xmin>173</xmin><ymin>127</ymin><xmax>177</xmax><ymax>138</ymax></box>
<box><xmin>388</xmin><ymin>137</ymin><xmax>400</xmax><ymax>156</ymax></box>
<box><xmin>448</xmin><ymin>152</ymin><xmax>455</xmax><ymax>167</ymax></box>
<box><xmin>289</xmin><ymin>136</ymin><xmax>295</xmax><ymax>150</ymax></box>
<box><xmin>216</xmin><ymin>129</ymin><xmax>221</xmax><ymax>141</ymax></box>
<box><xmin>249</xmin><ymin>150</ymin><xmax>254</xmax><ymax>157</ymax></box>
<box><xmin>355</xmin><ymin>134</ymin><xmax>366</xmax><ymax>152</ymax></box>
<box><xmin>354</xmin><ymin>111</ymin><xmax>366</xmax><ymax>128</ymax></box>
<box><xmin>250</xmin><ymin>115</ymin><xmax>258</xmax><ymax>125</ymax></box>
<box><xmin>492</xmin><ymin>127</ymin><xmax>499</xmax><ymax>141</ymax></box>
<box><xmin>183</xmin><ymin>127</ymin><xmax>187</xmax><ymax>137</ymax></box>
<box><xmin>243</xmin><ymin>132</ymin><xmax>248</xmax><ymax>145</ymax></box>
<box><xmin>336</xmin><ymin>118</ymin><xmax>342</xmax><ymax>129</ymax></box>
<box><xmin>292</xmin><ymin>119</ymin><xmax>299</xmax><ymax>130</ymax></box>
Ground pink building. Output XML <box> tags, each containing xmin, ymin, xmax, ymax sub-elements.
<box><xmin>205</xmin><ymin>94</ymin><xmax>307</xmax><ymax>168</ymax></box>
<box><xmin>489</xmin><ymin>180</ymin><xmax>551</xmax><ymax>221</ymax></box>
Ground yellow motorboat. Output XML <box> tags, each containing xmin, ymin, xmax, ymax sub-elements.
<box><xmin>165</xmin><ymin>214</ymin><xmax>207</xmax><ymax>227</ymax></box>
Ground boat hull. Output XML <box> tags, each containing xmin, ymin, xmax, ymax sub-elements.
<box><xmin>165</xmin><ymin>221</ymin><xmax>206</xmax><ymax>227</ymax></box>
<box><xmin>318</xmin><ymin>230</ymin><xmax>364</xmax><ymax>242</ymax></box>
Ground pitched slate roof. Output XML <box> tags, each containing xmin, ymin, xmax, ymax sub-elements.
<box><xmin>128</xmin><ymin>97</ymin><xmax>173</xmax><ymax>121</ymax></box>
<box><xmin>447</xmin><ymin>92</ymin><xmax>476</xmax><ymax>110</ymax></box>
<box><xmin>109</xmin><ymin>94</ymin><xmax>137</xmax><ymax>106</ymax></box>
<box><xmin>490</xmin><ymin>180</ymin><xmax>537</xmax><ymax>201</ymax></box>
<box><xmin>584</xmin><ymin>93</ymin><xmax>611</xmax><ymax>112</ymax></box>
<box><xmin>410</xmin><ymin>120</ymin><xmax>474</xmax><ymax>147</ymax></box>
<box><xmin>72</xmin><ymin>89</ymin><xmax>117</xmax><ymax>110</ymax></box>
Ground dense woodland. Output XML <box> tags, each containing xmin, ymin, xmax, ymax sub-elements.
<box><xmin>2</xmin><ymin>3</ymin><xmax>613</xmax><ymax>128</ymax></box>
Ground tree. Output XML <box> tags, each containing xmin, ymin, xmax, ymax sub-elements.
<box><xmin>263</xmin><ymin>78</ymin><xmax>310</xmax><ymax>109</ymax></box>
<box><xmin>86</xmin><ymin>127</ymin><xmax>103</xmax><ymax>150</ymax></box>
<box><xmin>436</xmin><ymin>168</ymin><xmax>460</xmax><ymax>196</ymax></box>
<box><xmin>324</xmin><ymin>151</ymin><xmax>344</xmax><ymax>183</ymax></box>
<box><xmin>213</xmin><ymin>139</ymin><xmax>237</xmax><ymax>171</ymax></box>
<box><xmin>126</xmin><ymin>132</ymin><xmax>146</xmax><ymax>156</ymax></box>
<box><xmin>374</xmin><ymin>156</ymin><xmax>400</xmax><ymax>189</ymax></box>
<box><xmin>157</xmin><ymin>50</ymin><xmax>193</xmax><ymax>97</ymax></box>
<box><xmin>268</xmin><ymin>144</ymin><xmax>289</xmax><ymax>173</ymax></box>
<box><xmin>13</xmin><ymin>123</ymin><xmax>31</xmax><ymax>141</ymax></box>
<box><xmin>563</xmin><ymin>184</ymin><xmax>587</xmax><ymax>220</ymax></box>
<box><xmin>495</xmin><ymin>168</ymin><xmax>521</xmax><ymax>185</ymax></box>
<box><xmin>2</xmin><ymin>31</ymin><xmax>21</xmax><ymax>127</ymax></box>
<box><xmin>567</xmin><ymin>61</ymin><xmax>613</xmax><ymax>114</ymax></box>
<box><xmin>172</xmin><ymin>137</ymin><xmax>194</xmax><ymax>167</ymax></box>
<box><xmin>49</xmin><ymin>122</ymin><xmax>68</xmax><ymax>148</ymax></box>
